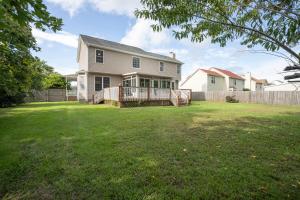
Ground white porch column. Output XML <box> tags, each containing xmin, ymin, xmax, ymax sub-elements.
<box><xmin>136</xmin><ymin>74</ymin><xmax>140</xmax><ymax>87</ymax></box>
<box><xmin>136</xmin><ymin>74</ymin><xmax>140</xmax><ymax>98</ymax></box>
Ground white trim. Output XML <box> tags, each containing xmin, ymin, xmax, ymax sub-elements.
<box><xmin>86</xmin><ymin>43</ymin><xmax>183</xmax><ymax>64</ymax></box>
<box><xmin>132</xmin><ymin>56</ymin><xmax>141</xmax><ymax>69</ymax></box>
<box><xmin>95</xmin><ymin>49</ymin><xmax>104</xmax><ymax>64</ymax></box>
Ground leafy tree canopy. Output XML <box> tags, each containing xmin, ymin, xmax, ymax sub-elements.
<box><xmin>0</xmin><ymin>0</ymin><xmax>63</xmax><ymax>107</ymax></box>
<box><xmin>43</xmin><ymin>72</ymin><xmax>70</xmax><ymax>89</ymax></box>
<box><xmin>136</xmin><ymin>0</ymin><xmax>300</xmax><ymax>63</ymax></box>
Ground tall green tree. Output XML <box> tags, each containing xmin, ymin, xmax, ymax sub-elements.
<box><xmin>0</xmin><ymin>0</ymin><xmax>63</xmax><ymax>107</ymax></box>
<box><xmin>136</xmin><ymin>0</ymin><xmax>300</xmax><ymax>63</ymax></box>
<box><xmin>43</xmin><ymin>72</ymin><xmax>70</xmax><ymax>89</ymax></box>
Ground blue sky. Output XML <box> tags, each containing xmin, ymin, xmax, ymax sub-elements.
<box><xmin>33</xmin><ymin>0</ymin><xmax>298</xmax><ymax>82</ymax></box>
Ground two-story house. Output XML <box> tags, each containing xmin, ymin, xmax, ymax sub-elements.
<box><xmin>76</xmin><ymin>35</ymin><xmax>183</xmax><ymax>102</ymax></box>
<box><xmin>180</xmin><ymin>69</ymin><xmax>226</xmax><ymax>92</ymax></box>
<box><xmin>180</xmin><ymin>67</ymin><xmax>245</xmax><ymax>91</ymax></box>
<box><xmin>210</xmin><ymin>68</ymin><xmax>245</xmax><ymax>91</ymax></box>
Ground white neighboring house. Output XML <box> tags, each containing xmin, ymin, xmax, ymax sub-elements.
<box><xmin>242</xmin><ymin>72</ymin><xmax>266</xmax><ymax>91</ymax></box>
<box><xmin>180</xmin><ymin>69</ymin><xmax>226</xmax><ymax>92</ymax></box>
<box><xmin>209</xmin><ymin>67</ymin><xmax>245</xmax><ymax>91</ymax></box>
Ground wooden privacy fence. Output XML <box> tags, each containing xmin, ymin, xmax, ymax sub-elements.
<box><xmin>192</xmin><ymin>91</ymin><xmax>300</xmax><ymax>105</ymax></box>
<box><xmin>25</xmin><ymin>89</ymin><xmax>68</xmax><ymax>102</ymax></box>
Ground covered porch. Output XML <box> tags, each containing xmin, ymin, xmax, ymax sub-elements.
<box><xmin>122</xmin><ymin>72</ymin><xmax>179</xmax><ymax>90</ymax></box>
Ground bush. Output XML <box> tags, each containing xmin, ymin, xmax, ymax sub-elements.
<box><xmin>225</xmin><ymin>95</ymin><xmax>239</xmax><ymax>103</ymax></box>
<box><xmin>243</xmin><ymin>88</ymin><xmax>251</xmax><ymax>91</ymax></box>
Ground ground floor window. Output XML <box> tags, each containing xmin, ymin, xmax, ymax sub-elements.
<box><xmin>123</xmin><ymin>76</ymin><xmax>136</xmax><ymax>87</ymax></box>
<box><xmin>160</xmin><ymin>80</ymin><xmax>170</xmax><ymax>89</ymax></box>
<box><xmin>152</xmin><ymin>80</ymin><xmax>159</xmax><ymax>88</ymax></box>
<box><xmin>95</xmin><ymin>76</ymin><xmax>110</xmax><ymax>91</ymax></box>
<box><xmin>140</xmin><ymin>78</ymin><xmax>150</xmax><ymax>87</ymax></box>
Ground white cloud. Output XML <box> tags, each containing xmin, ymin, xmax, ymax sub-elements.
<box><xmin>120</xmin><ymin>19</ymin><xmax>171</xmax><ymax>49</ymax></box>
<box><xmin>47</xmin><ymin>0</ymin><xmax>85</xmax><ymax>16</ymax></box>
<box><xmin>249</xmin><ymin>58</ymin><xmax>288</xmax><ymax>81</ymax></box>
<box><xmin>89</xmin><ymin>0</ymin><xmax>141</xmax><ymax>17</ymax></box>
<box><xmin>47</xmin><ymin>0</ymin><xmax>141</xmax><ymax>17</ymax></box>
<box><xmin>32</xmin><ymin>28</ymin><xmax>78</xmax><ymax>48</ymax></box>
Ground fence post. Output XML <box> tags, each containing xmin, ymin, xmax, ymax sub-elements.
<box><xmin>189</xmin><ymin>89</ymin><xmax>192</xmax><ymax>104</ymax></box>
<box><xmin>47</xmin><ymin>90</ymin><xmax>49</xmax><ymax>102</ymax></box>
<box><xmin>118</xmin><ymin>85</ymin><xmax>123</xmax><ymax>102</ymax></box>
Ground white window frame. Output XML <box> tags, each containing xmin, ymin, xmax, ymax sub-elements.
<box><xmin>94</xmin><ymin>76</ymin><xmax>110</xmax><ymax>91</ymax></box>
<box><xmin>132</xmin><ymin>56</ymin><xmax>141</xmax><ymax>69</ymax></box>
<box><xmin>95</xmin><ymin>49</ymin><xmax>104</xmax><ymax>64</ymax></box>
<box><xmin>159</xmin><ymin>61</ymin><xmax>164</xmax><ymax>72</ymax></box>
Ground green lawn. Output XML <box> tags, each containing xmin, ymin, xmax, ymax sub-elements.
<box><xmin>0</xmin><ymin>102</ymin><xmax>299</xmax><ymax>199</ymax></box>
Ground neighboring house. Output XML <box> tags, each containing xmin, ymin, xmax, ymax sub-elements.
<box><xmin>242</xmin><ymin>72</ymin><xmax>267</xmax><ymax>91</ymax></box>
<box><xmin>180</xmin><ymin>69</ymin><xmax>226</xmax><ymax>92</ymax></box>
<box><xmin>209</xmin><ymin>68</ymin><xmax>245</xmax><ymax>91</ymax></box>
<box><xmin>76</xmin><ymin>35</ymin><xmax>183</xmax><ymax>102</ymax></box>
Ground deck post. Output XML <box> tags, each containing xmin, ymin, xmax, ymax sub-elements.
<box><xmin>147</xmin><ymin>86</ymin><xmax>150</xmax><ymax>101</ymax></box>
<box><xmin>118</xmin><ymin>85</ymin><xmax>123</xmax><ymax>102</ymax></box>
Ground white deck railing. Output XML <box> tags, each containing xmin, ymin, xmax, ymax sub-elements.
<box><xmin>93</xmin><ymin>86</ymin><xmax>191</xmax><ymax>106</ymax></box>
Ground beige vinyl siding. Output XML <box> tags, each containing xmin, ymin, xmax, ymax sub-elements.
<box><xmin>77</xmin><ymin>73</ymin><xmax>88</xmax><ymax>101</ymax></box>
<box><xmin>78</xmin><ymin>38</ymin><xmax>89</xmax><ymax>71</ymax></box>
<box><xmin>87</xmin><ymin>46</ymin><xmax>180</xmax><ymax>81</ymax></box>
<box><xmin>86</xmin><ymin>73</ymin><xmax>123</xmax><ymax>101</ymax></box>
<box><xmin>207</xmin><ymin>75</ymin><xmax>226</xmax><ymax>91</ymax></box>
<box><xmin>229</xmin><ymin>78</ymin><xmax>244</xmax><ymax>91</ymax></box>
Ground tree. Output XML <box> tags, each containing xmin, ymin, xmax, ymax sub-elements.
<box><xmin>136</xmin><ymin>0</ymin><xmax>300</xmax><ymax>63</ymax></box>
<box><xmin>29</xmin><ymin>59</ymin><xmax>55</xmax><ymax>90</ymax></box>
<box><xmin>0</xmin><ymin>0</ymin><xmax>63</xmax><ymax>107</ymax></box>
<box><xmin>43</xmin><ymin>72</ymin><xmax>70</xmax><ymax>89</ymax></box>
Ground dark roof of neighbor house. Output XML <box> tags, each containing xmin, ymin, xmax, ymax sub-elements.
<box><xmin>212</xmin><ymin>67</ymin><xmax>245</xmax><ymax>80</ymax></box>
<box><xmin>180</xmin><ymin>68</ymin><xmax>224</xmax><ymax>86</ymax></box>
<box><xmin>79</xmin><ymin>34</ymin><xmax>182</xmax><ymax>64</ymax></box>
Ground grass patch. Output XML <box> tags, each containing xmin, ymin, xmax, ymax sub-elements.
<box><xmin>0</xmin><ymin>101</ymin><xmax>300</xmax><ymax>199</ymax></box>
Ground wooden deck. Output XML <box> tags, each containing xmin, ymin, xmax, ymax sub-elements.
<box><xmin>93</xmin><ymin>86</ymin><xmax>191</xmax><ymax>107</ymax></box>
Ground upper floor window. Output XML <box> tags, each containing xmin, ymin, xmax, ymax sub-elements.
<box><xmin>96</xmin><ymin>49</ymin><xmax>103</xmax><ymax>63</ymax></box>
<box><xmin>177</xmin><ymin>64</ymin><xmax>181</xmax><ymax>74</ymax></box>
<box><xmin>211</xmin><ymin>76</ymin><xmax>216</xmax><ymax>84</ymax></box>
<box><xmin>234</xmin><ymin>79</ymin><xmax>237</xmax><ymax>85</ymax></box>
<box><xmin>159</xmin><ymin>62</ymin><xmax>164</xmax><ymax>71</ymax></box>
<box><xmin>132</xmin><ymin>57</ymin><xmax>140</xmax><ymax>68</ymax></box>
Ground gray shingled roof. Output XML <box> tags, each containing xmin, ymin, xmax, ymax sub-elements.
<box><xmin>80</xmin><ymin>34</ymin><xmax>182</xmax><ymax>64</ymax></box>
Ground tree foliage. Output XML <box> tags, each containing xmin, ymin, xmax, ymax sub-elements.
<box><xmin>0</xmin><ymin>0</ymin><xmax>63</xmax><ymax>107</ymax></box>
<box><xmin>136</xmin><ymin>0</ymin><xmax>300</xmax><ymax>62</ymax></box>
<box><xmin>43</xmin><ymin>72</ymin><xmax>69</xmax><ymax>89</ymax></box>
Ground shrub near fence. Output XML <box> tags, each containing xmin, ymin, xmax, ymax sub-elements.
<box><xmin>192</xmin><ymin>91</ymin><xmax>300</xmax><ymax>105</ymax></box>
